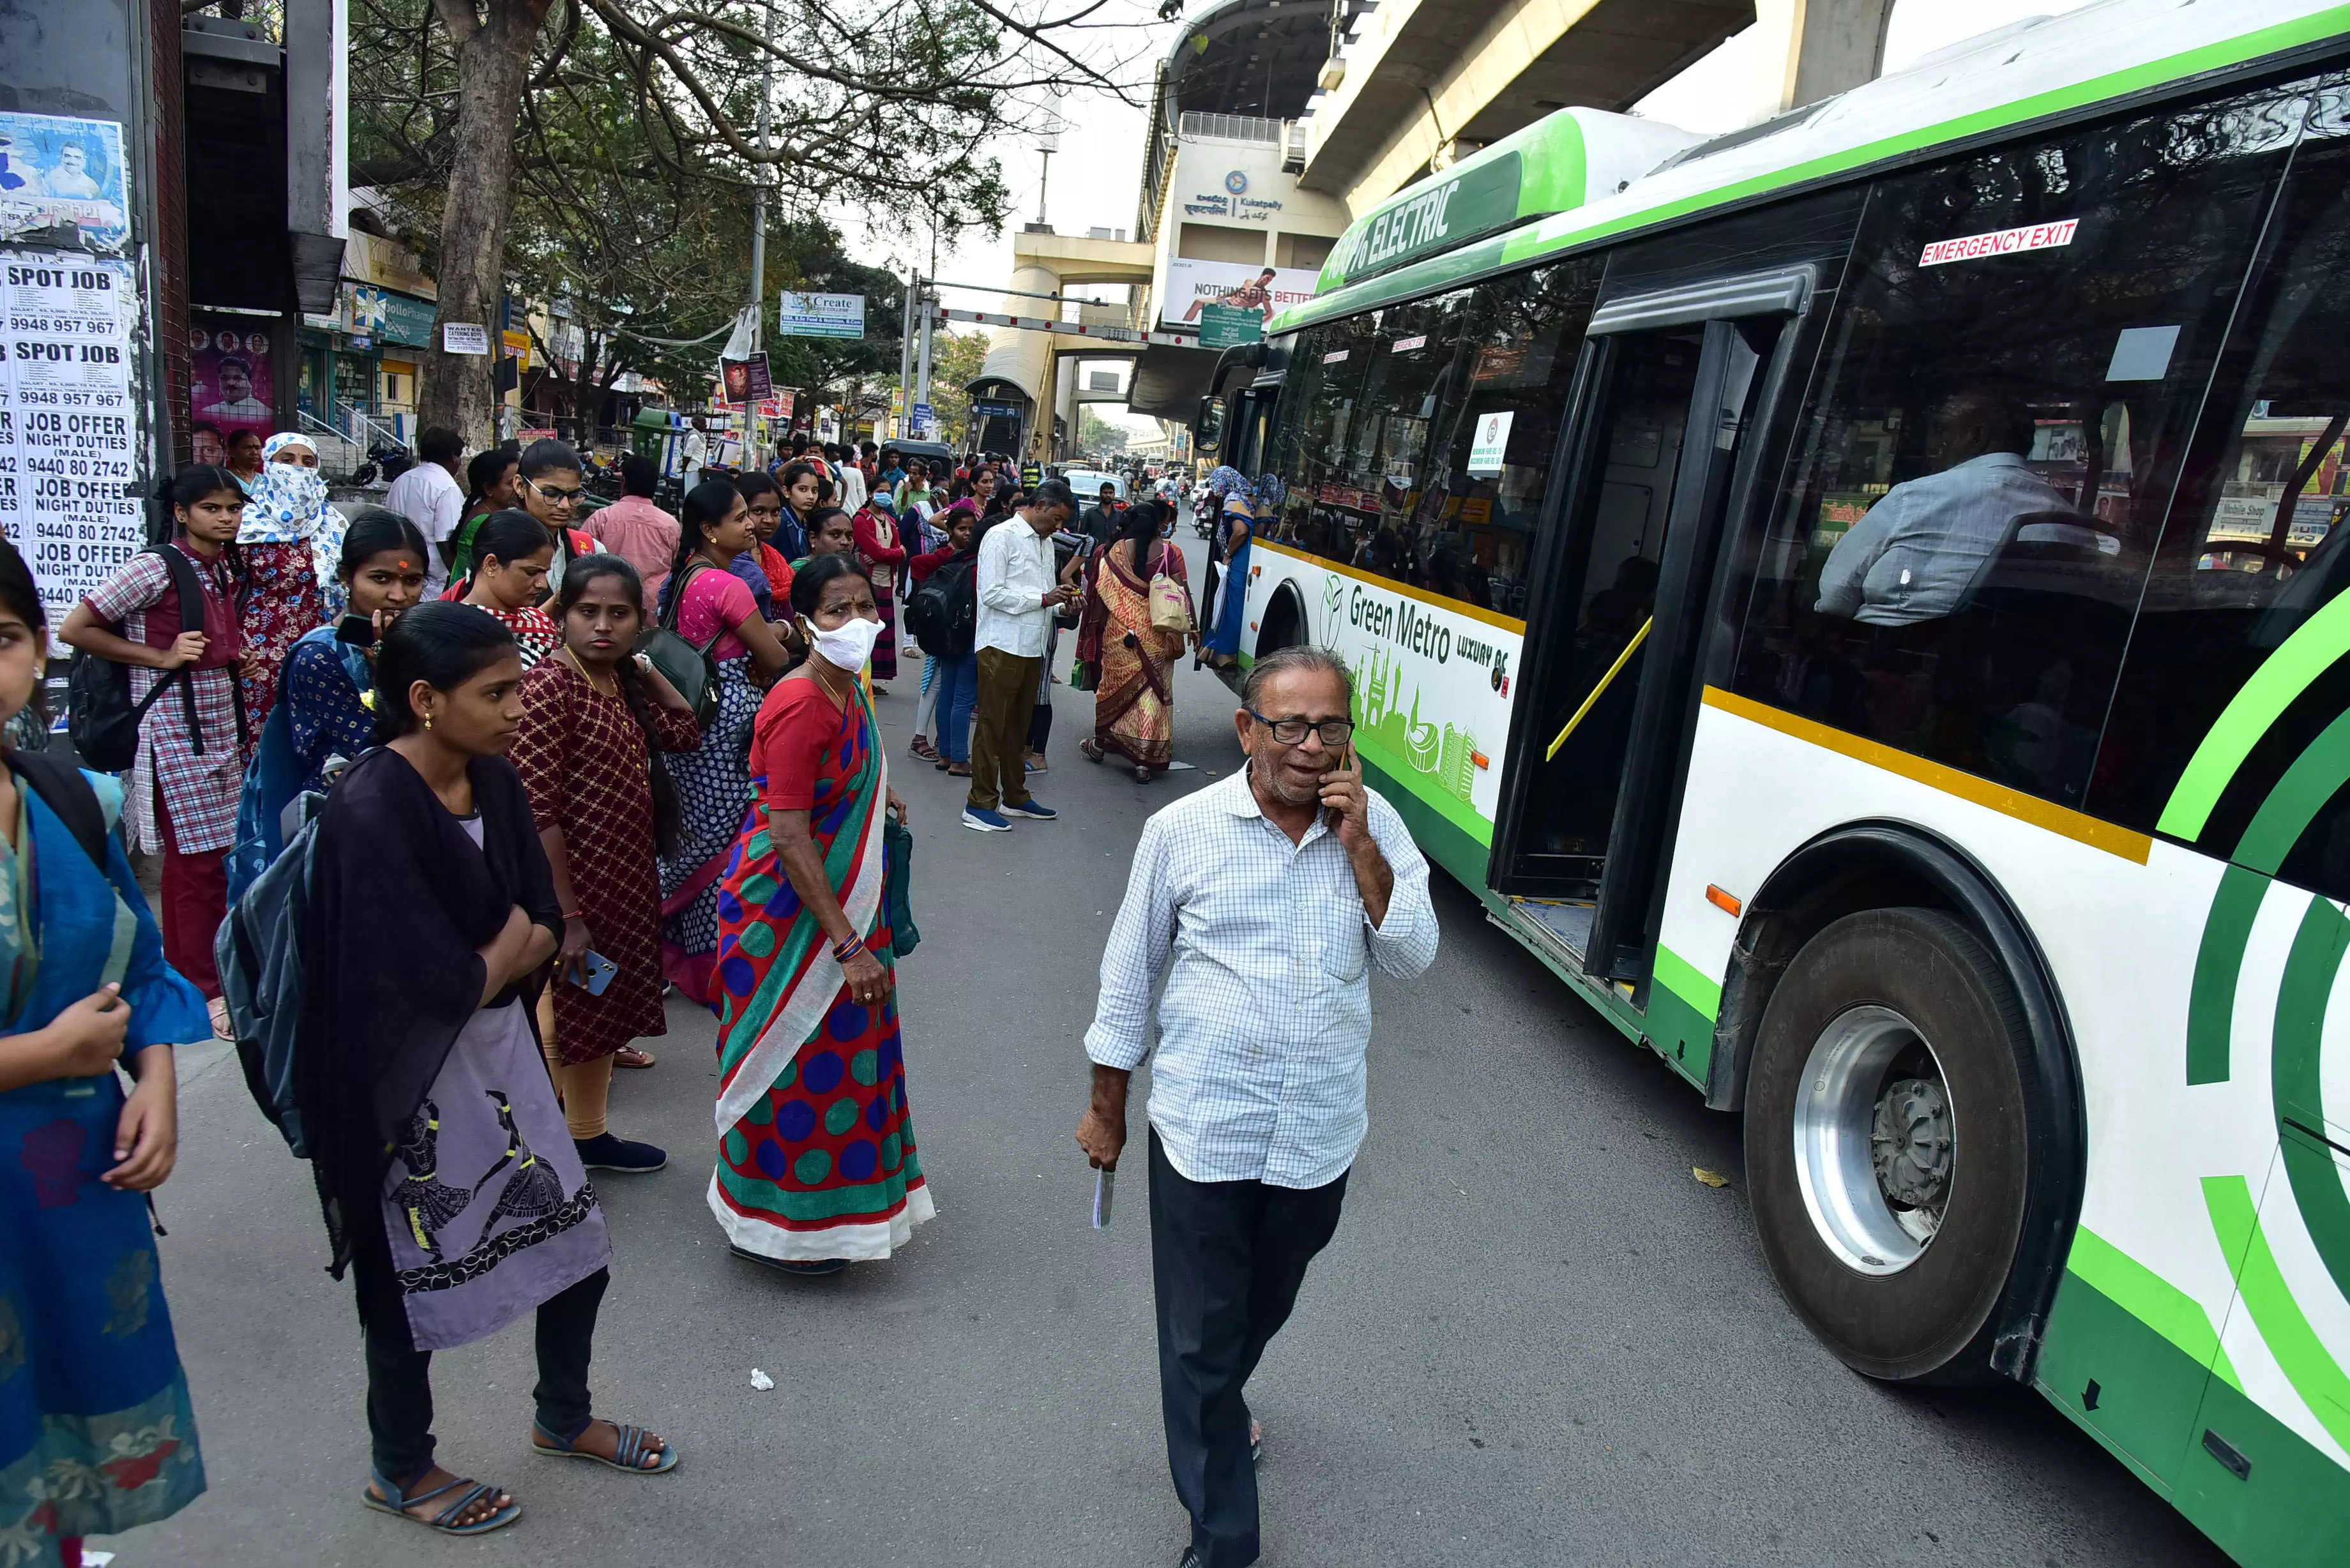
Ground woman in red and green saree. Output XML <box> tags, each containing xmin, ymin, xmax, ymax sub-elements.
<box><xmin>1076</xmin><ymin>500</ymin><xmax>1194</xmax><ymax>781</ymax></box>
<box><xmin>708</xmin><ymin>555</ymin><xmax>934</xmax><ymax>1275</ymax></box>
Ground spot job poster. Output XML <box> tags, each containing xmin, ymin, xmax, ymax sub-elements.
<box><xmin>0</xmin><ymin>250</ymin><xmax>144</xmax><ymax>626</ymax></box>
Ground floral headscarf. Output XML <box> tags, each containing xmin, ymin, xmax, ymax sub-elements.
<box><xmin>1206</xmin><ymin>464</ymin><xmax>1257</xmax><ymax>522</ymax></box>
<box><xmin>241</xmin><ymin>431</ymin><xmax>351</xmax><ymax>614</ymax></box>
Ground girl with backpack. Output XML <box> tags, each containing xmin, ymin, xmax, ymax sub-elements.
<box><xmin>61</xmin><ymin>466</ymin><xmax>250</xmax><ymax>1037</ymax></box>
<box><xmin>294</xmin><ymin>604</ymin><xmax>675</xmax><ymax>1537</ymax></box>
<box><xmin>907</xmin><ymin>503</ymin><xmax>980</xmax><ymax>776</ymax></box>
<box><xmin>0</xmin><ymin>536</ymin><xmax>215</xmax><ymax>1568</ymax></box>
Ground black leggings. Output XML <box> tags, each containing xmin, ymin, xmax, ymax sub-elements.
<box><xmin>360</xmin><ymin>1265</ymin><xmax>609</xmax><ymax>1482</ymax></box>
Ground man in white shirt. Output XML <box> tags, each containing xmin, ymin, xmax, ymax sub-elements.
<box><xmin>383</xmin><ymin>425</ymin><xmax>467</xmax><ymax>599</ymax></box>
<box><xmin>1077</xmin><ymin>645</ymin><xmax>1439</xmax><ymax>1568</ymax></box>
<box><xmin>964</xmin><ymin>479</ymin><xmax>1080</xmax><ymax>832</ymax></box>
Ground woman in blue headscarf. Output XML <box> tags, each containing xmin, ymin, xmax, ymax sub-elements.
<box><xmin>1199</xmin><ymin>466</ymin><xmax>1255</xmax><ymax>670</ymax></box>
<box><xmin>238</xmin><ymin>433</ymin><xmax>350</xmax><ymax>736</ymax></box>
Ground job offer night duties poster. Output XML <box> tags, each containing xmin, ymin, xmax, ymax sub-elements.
<box><xmin>0</xmin><ymin>251</ymin><xmax>142</xmax><ymax>625</ymax></box>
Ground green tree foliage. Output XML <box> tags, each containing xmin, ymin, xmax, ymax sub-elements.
<box><xmin>1079</xmin><ymin>405</ymin><xmax>1132</xmax><ymax>456</ymax></box>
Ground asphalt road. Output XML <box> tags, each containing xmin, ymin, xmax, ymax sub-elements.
<box><xmin>111</xmin><ymin>522</ymin><xmax>2226</xmax><ymax>1567</ymax></box>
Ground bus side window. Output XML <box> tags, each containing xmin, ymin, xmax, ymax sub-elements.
<box><xmin>1729</xmin><ymin>78</ymin><xmax>2304</xmax><ymax>811</ymax></box>
<box><xmin>2093</xmin><ymin>98</ymin><xmax>2350</xmax><ymax>893</ymax></box>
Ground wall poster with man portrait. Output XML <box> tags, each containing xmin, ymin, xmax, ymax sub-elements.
<box><xmin>188</xmin><ymin>313</ymin><xmax>275</xmax><ymax>460</ymax></box>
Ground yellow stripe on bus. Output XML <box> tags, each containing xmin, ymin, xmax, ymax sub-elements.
<box><xmin>1702</xmin><ymin>686</ymin><xmax>2153</xmax><ymax>866</ymax></box>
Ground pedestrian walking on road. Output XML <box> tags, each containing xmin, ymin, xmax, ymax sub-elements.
<box><xmin>1075</xmin><ymin>499</ymin><xmax>1193</xmax><ymax>780</ymax></box>
<box><xmin>907</xmin><ymin>502</ymin><xmax>978</xmax><ymax>765</ymax></box>
<box><xmin>296</xmin><ymin>603</ymin><xmax>674</xmax><ymax>1539</ymax></box>
<box><xmin>656</xmin><ymin>481</ymin><xmax>794</xmax><ymax>1004</ymax></box>
<box><xmin>513</xmin><ymin>555</ymin><xmax>702</xmax><ymax>1166</ymax></box>
<box><xmin>1077</xmin><ymin>645</ymin><xmax>1439</xmax><ymax>1568</ymax></box>
<box><xmin>709</xmin><ymin>554</ymin><xmax>933</xmax><ymax>1274</ymax></box>
<box><xmin>451</xmin><ymin>510</ymin><xmax>561</xmax><ymax>668</ymax></box>
<box><xmin>963</xmin><ymin>480</ymin><xmax>1080</xmax><ymax>832</ymax></box>
<box><xmin>62</xmin><ymin>467</ymin><xmax>252</xmax><ymax>1036</ymax></box>
<box><xmin>0</xmin><ymin>539</ymin><xmax>213</xmax><ymax>1568</ymax></box>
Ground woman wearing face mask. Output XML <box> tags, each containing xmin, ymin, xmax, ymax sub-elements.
<box><xmin>294</xmin><ymin>604</ymin><xmax>673</xmax><ymax>1538</ymax></box>
<box><xmin>451</xmin><ymin>511</ymin><xmax>560</xmax><ymax>668</ymax></box>
<box><xmin>511</xmin><ymin>555</ymin><xmax>700</xmax><ymax>1161</ymax></box>
<box><xmin>709</xmin><ymin>554</ymin><xmax>929</xmax><ymax>1274</ymax></box>
<box><xmin>654</xmin><ymin>481</ymin><xmax>792</xmax><ymax>1006</ymax></box>
<box><xmin>227</xmin><ymin>508</ymin><xmax>429</xmax><ymax>899</ymax></box>
<box><xmin>236</xmin><ymin>432</ymin><xmax>350</xmax><ymax>734</ymax></box>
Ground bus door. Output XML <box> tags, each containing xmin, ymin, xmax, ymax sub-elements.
<box><xmin>1492</xmin><ymin>269</ymin><xmax>1806</xmax><ymax>988</ymax></box>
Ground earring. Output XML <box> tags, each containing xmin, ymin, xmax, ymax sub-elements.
<box><xmin>422</xmin><ymin>710</ymin><xmax>434</xmax><ymax>731</ymax></box>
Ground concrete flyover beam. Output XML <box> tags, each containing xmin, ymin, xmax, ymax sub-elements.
<box><xmin>1301</xmin><ymin>0</ymin><xmax>1755</xmax><ymax>211</ymax></box>
<box><xmin>1010</xmin><ymin>230</ymin><xmax>1157</xmax><ymax>288</ymax></box>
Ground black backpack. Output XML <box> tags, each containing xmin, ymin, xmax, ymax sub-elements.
<box><xmin>67</xmin><ymin>543</ymin><xmax>231</xmax><ymax>773</ymax></box>
<box><xmin>905</xmin><ymin>554</ymin><xmax>978</xmax><ymax>660</ymax></box>
<box><xmin>6</xmin><ymin>751</ymin><xmax>111</xmax><ymax>870</ymax></box>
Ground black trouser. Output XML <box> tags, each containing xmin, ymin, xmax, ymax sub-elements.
<box><xmin>360</xmin><ymin>1265</ymin><xmax>609</xmax><ymax>1482</ymax></box>
<box><xmin>1148</xmin><ymin>1129</ymin><xmax>1349</xmax><ymax>1568</ymax></box>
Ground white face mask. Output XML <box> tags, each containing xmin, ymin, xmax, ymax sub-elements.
<box><xmin>803</xmin><ymin>612</ymin><xmax>882</xmax><ymax>672</ymax></box>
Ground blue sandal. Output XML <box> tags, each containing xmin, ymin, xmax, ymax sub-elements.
<box><xmin>360</xmin><ymin>1467</ymin><xmax>520</xmax><ymax>1534</ymax></box>
<box><xmin>531</xmin><ymin>1416</ymin><xmax>678</xmax><ymax>1474</ymax></box>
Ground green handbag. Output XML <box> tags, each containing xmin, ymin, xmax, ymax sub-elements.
<box><xmin>883</xmin><ymin>810</ymin><xmax>920</xmax><ymax>958</ymax></box>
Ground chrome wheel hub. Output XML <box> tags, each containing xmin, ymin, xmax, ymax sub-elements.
<box><xmin>1791</xmin><ymin>1006</ymin><xmax>1954</xmax><ymax>1276</ymax></box>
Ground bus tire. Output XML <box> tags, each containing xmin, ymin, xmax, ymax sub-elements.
<box><xmin>1744</xmin><ymin>907</ymin><xmax>2034</xmax><ymax>1383</ymax></box>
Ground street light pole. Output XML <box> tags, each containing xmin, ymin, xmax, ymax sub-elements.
<box><xmin>747</xmin><ymin>0</ymin><xmax>775</xmax><ymax>361</ymax></box>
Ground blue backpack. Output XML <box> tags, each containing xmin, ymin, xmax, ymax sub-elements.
<box><xmin>216</xmin><ymin>790</ymin><xmax>324</xmax><ymax>1156</ymax></box>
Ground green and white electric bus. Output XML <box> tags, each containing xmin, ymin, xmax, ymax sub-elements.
<box><xmin>1204</xmin><ymin>3</ymin><xmax>2350</xmax><ymax>1560</ymax></box>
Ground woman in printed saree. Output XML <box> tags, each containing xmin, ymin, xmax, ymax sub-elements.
<box><xmin>851</xmin><ymin>492</ymin><xmax>907</xmax><ymax>690</ymax></box>
<box><xmin>1076</xmin><ymin>500</ymin><xmax>1194</xmax><ymax>781</ymax></box>
<box><xmin>0</xmin><ymin>541</ymin><xmax>212</xmax><ymax>1568</ymax></box>
<box><xmin>709</xmin><ymin>555</ymin><xmax>933</xmax><ymax>1276</ymax></box>
<box><xmin>656</xmin><ymin>481</ymin><xmax>795</xmax><ymax>1006</ymax></box>
<box><xmin>294</xmin><ymin>603</ymin><xmax>674</xmax><ymax>1539</ymax></box>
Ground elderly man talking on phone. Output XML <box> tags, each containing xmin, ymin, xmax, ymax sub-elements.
<box><xmin>1078</xmin><ymin>644</ymin><xmax>1438</xmax><ymax>1568</ymax></box>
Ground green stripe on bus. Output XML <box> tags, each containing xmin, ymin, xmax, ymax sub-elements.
<box><xmin>1277</xmin><ymin>8</ymin><xmax>2350</xmax><ymax>336</ymax></box>
<box><xmin>2066</xmin><ymin>1225</ymin><xmax>2242</xmax><ymax>1392</ymax></box>
<box><xmin>2204</xmin><ymin>1172</ymin><xmax>2350</xmax><ymax>1456</ymax></box>
<box><xmin>2187</xmin><ymin>866</ymin><xmax>2269</xmax><ymax>1086</ymax></box>
<box><xmin>2160</xmin><ymin>589</ymin><xmax>2350</xmax><ymax>841</ymax></box>
<box><xmin>2235</xmin><ymin>709</ymin><xmax>2350</xmax><ymax>873</ymax></box>
<box><xmin>1350</xmin><ymin>729</ymin><xmax>1495</xmax><ymax>848</ymax></box>
<box><xmin>2273</xmin><ymin>894</ymin><xmax>2350</xmax><ymax>1309</ymax></box>
<box><xmin>1652</xmin><ymin>944</ymin><xmax>1722</xmax><ymax>1023</ymax></box>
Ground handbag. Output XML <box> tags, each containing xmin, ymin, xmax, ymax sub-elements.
<box><xmin>1148</xmin><ymin>548</ymin><xmax>1192</xmax><ymax>635</ymax></box>
<box><xmin>633</xmin><ymin>561</ymin><xmax>724</xmax><ymax>728</ymax></box>
<box><xmin>883</xmin><ymin>809</ymin><xmax>920</xmax><ymax>958</ymax></box>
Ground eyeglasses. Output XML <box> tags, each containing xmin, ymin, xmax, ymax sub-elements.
<box><xmin>1245</xmin><ymin>709</ymin><xmax>1354</xmax><ymax>747</ymax></box>
<box><xmin>524</xmin><ymin>475</ymin><xmax>583</xmax><ymax>504</ymax></box>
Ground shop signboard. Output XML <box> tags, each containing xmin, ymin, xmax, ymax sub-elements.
<box><xmin>777</xmin><ymin>292</ymin><xmax>865</xmax><ymax>339</ymax></box>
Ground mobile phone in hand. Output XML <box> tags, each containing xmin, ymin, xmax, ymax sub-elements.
<box><xmin>334</xmin><ymin>612</ymin><xmax>375</xmax><ymax>647</ymax></box>
<box><xmin>570</xmin><ymin>950</ymin><xmax>618</xmax><ymax>995</ymax></box>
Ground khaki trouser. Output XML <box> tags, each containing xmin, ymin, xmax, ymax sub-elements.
<box><xmin>968</xmin><ymin>647</ymin><xmax>1042</xmax><ymax>812</ymax></box>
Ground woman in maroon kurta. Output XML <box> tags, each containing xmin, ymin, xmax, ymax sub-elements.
<box><xmin>511</xmin><ymin>555</ymin><xmax>701</xmax><ymax>1173</ymax></box>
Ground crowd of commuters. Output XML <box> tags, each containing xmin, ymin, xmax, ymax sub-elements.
<box><xmin>6</xmin><ymin>426</ymin><xmax>1400</xmax><ymax>1568</ymax></box>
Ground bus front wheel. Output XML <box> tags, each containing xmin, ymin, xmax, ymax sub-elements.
<box><xmin>1745</xmin><ymin>907</ymin><xmax>2034</xmax><ymax>1383</ymax></box>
